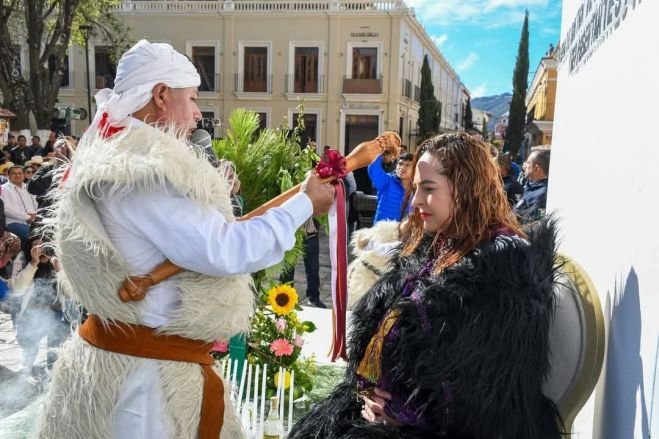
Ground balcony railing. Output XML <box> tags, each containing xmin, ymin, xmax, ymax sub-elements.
<box><xmin>234</xmin><ymin>73</ymin><xmax>272</xmax><ymax>93</ymax></box>
<box><xmin>119</xmin><ymin>0</ymin><xmax>407</xmax><ymax>14</ymax></box>
<box><xmin>414</xmin><ymin>85</ymin><xmax>420</xmax><ymax>103</ymax></box>
<box><xmin>343</xmin><ymin>76</ymin><xmax>382</xmax><ymax>94</ymax></box>
<box><xmin>285</xmin><ymin>74</ymin><xmax>326</xmax><ymax>94</ymax></box>
<box><xmin>402</xmin><ymin>78</ymin><xmax>412</xmax><ymax>98</ymax></box>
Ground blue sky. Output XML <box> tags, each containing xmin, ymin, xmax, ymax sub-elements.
<box><xmin>406</xmin><ymin>0</ymin><xmax>563</xmax><ymax>97</ymax></box>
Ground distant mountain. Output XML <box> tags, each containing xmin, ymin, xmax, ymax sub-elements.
<box><xmin>472</xmin><ymin>93</ymin><xmax>512</xmax><ymax>132</ymax></box>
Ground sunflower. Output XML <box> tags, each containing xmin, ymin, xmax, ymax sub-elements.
<box><xmin>267</xmin><ymin>284</ymin><xmax>298</xmax><ymax>315</ymax></box>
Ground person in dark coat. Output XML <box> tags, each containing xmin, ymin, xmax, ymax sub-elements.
<box><xmin>27</xmin><ymin>137</ymin><xmax>75</xmax><ymax>213</ymax></box>
<box><xmin>288</xmin><ymin>133</ymin><xmax>563</xmax><ymax>439</ymax></box>
<box><xmin>514</xmin><ymin>149</ymin><xmax>550</xmax><ymax>222</ymax></box>
<box><xmin>497</xmin><ymin>153</ymin><xmax>523</xmax><ymax>206</ymax></box>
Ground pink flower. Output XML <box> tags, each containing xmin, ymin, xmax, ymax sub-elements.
<box><xmin>211</xmin><ymin>340</ymin><xmax>229</xmax><ymax>353</ymax></box>
<box><xmin>275</xmin><ymin>318</ymin><xmax>287</xmax><ymax>333</ymax></box>
<box><xmin>294</xmin><ymin>335</ymin><xmax>305</xmax><ymax>348</ymax></box>
<box><xmin>270</xmin><ymin>338</ymin><xmax>294</xmax><ymax>357</ymax></box>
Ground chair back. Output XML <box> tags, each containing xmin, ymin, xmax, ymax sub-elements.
<box><xmin>543</xmin><ymin>256</ymin><xmax>606</xmax><ymax>431</ymax></box>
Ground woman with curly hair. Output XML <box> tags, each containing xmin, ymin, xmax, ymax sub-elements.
<box><xmin>289</xmin><ymin>133</ymin><xmax>563</xmax><ymax>438</ymax></box>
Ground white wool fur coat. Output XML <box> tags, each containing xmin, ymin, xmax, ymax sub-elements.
<box><xmin>33</xmin><ymin>125</ymin><xmax>253</xmax><ymax>438</ymax></box>
<box><xmin>347</xmin><ymin>220</ymin><xmax>400</xmax><ymax>308</ymax></box>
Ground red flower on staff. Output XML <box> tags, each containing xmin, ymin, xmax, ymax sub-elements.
<box><xmin>316</xmin><ymin>149</ymin><xmax>347</xmax><ymax>179</ymax></box>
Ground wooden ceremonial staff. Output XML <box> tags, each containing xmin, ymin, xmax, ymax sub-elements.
<box><xmin>117</xmin><ymin>131</ymin><xmax>401</xmax><ymax>303</ymax></box>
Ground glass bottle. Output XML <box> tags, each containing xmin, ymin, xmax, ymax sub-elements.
<box><xmin>263</xmin><ymin>396</ymin><xmax>282</xmax><ymax>439</ymax></box>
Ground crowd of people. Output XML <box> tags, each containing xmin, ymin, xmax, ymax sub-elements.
<box><xmin>0</xmin><ymin>133</ymin><xmax>78</xmax><ymax>377</ymax></box>
<box><xmin>0</xmin><ymin>39</ymin><xmax>562</xmax><ymax>439</ymax></box>
<box><xmin>364</xmin><ymin>136</ymin><xmax>551</xmax><ymax>229</ymax></box>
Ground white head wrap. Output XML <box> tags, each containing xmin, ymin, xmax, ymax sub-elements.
<box><xmin>89</xmin><ymin>39</ymin><xmax>200</xmax><ymax>135</ymax></box>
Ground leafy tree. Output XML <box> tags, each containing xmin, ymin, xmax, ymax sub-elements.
<box><xmin>481</xmin><ymin>117</ymin><xmax>489</xmax><ymax>140</ymax></box>
<box><xmin>0</xmin><ymin>0</ymin><xmax>129</xmax><ymax>130</ymax></box>
<box><xmin>464</xmin><ymin>97</ymin><xmax>473</xmax><ymax>130</ymax></box>
<box><xmin>417</xmin><ymin>54</ymin><xmax>440</xmax><ymax>142</ymax></box>
<box><xmin>504</xmin><ymin>10</ymin><xmax>530</xmax><ymax>159</ymax></box>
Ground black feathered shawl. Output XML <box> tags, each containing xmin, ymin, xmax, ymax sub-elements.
<box><xmin>289</xmin><ymin>220</ymin><xmax>564</xmax><ymax>439</ymax></box>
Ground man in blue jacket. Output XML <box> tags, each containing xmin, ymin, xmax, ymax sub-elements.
<box><xmin>514</xmin><ymin>149</ymin><xmax>550</xmax><ymax>222</ymax></box>
<box><xmin>367</xmin><ymin>152</ymin><xmax>413</xmax><ymax>223</ymax></box>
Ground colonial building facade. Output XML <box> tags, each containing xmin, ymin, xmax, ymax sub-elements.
<box><xmin>525</xmin><ymin>46</ymin><xmax>557</xmax><ymax>147</ymax></box>
<box><xmin>49</xmin><ymin>0</ymin><xmax>468</xmax><ymax>155</ymax></box>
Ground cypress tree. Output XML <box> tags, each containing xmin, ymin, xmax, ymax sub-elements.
<box><xmin>504</xmin><ymin>10</ymin><xmax>530</xmax><ymax>159</ymax></box>
<box><xmin>464</xmin><ymin>97</ymin><xmax>473</xmax><ymax>130</ymax></box>
<box><xmin>482</xmin><ymin>117</ymin><xmax>489</xmax><ymax>140</ymax></box>
<box><xmin>418</xmin><ymin>54</ymin><xmax>440</xmax><ymax>141</ymax></box>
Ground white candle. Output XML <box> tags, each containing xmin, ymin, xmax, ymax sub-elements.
<box><xmin>259</xmin><ymin>365</ymin><xmax>267</xmax><ymax>437</ymax></box>
<box><xmin>237</xmin><ymin>359</ymin><xmax>248</xmax><ymax>416</ymax></box>
<box><xmin>225</xmin><ymin>359</ymin><xmax>232</xmax><ymax>382</ymax></box>
<box><xmin>244</xmin><ymin>363</ymin><xmax>252</xmax><ymax>427</ymax></box>
<box><xmin>288</xmin><ymin>369</ymin><xmax>295</xmax><ymax>434</ymax></box>
<box><xmin>279</xmin><ymin>367</ymin><xmax>285</xmax><ymax>422</ymax></box>
<box><xmin>252</xmin><ymin>364</ymin><xmax>260</xmax><ymax>435</ymax></box>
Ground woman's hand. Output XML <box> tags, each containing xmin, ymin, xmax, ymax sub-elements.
<box><xmin>30</xmin><ymin>242</ymin><xmax>44</xmax><ymax>267</ymax></box>
<box><xmin>360</xmin><ymin>388</ymin><xmax>402</xmax><ymax>427</ymax></box>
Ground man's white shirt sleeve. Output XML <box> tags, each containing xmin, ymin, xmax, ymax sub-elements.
<box><xmin>110</xmin><ymin>186</ymin><xmax>313</xmax><ymax>276</ymax></box>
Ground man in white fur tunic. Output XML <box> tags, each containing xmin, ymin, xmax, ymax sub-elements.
<box><xmin>34</xmin><ymin>40</ymin><xmax>334</xmax><ymax>439</ymax></box>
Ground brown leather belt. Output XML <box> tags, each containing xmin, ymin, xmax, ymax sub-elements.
<box><xmin>79</xmin><ymin>314</ymin><xmax>224</xmax><ymax>439</ymax></box>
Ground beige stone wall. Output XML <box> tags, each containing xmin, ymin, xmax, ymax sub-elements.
<box><xmin>52</xmin><ymin>2</ymin><xmax>467</xmax><ymax>150</ymax></box>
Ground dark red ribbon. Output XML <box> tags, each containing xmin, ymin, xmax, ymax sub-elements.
<box><xmin>330</xmin><ymin>179</ymin><xmax>348</xmax><ymax>361</ymax></box>
<box><xmin>316</xmin><ymin>150</ymin><xmax>349</xmax><ymax>362</ymax></box>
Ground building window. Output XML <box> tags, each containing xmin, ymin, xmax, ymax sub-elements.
<box><xmin>292</xmin><ymin>112</ymin><xmax>318</xmax><ymax>149</ymax></box>
<box><xmin>344</xmin><ymin>44</ymin><xmax>381</xmax><ymax>94</ymax></box>
<box><xmin>352</xmin><ymin>47</ymin><xmax>377</xmax><ymax>79</ymax></box>
<box><xmin>256</xmin><ymin>112</ymin><xmax>267</xmax><ymax>132</ymax></box>
<box><xmin>294</xmin><ymin>47</ymin><xmax>319</xmax><ymax>93</ymax></box>
<box><xmin>192</xmin><ymin>46</ymin><xmax>217</xmax><ymax>92</ymax></box>
<box><xmin>48</xmin><ymin>54</ymin><xmax>70</xmax><ymax>88</ymax></box>
<box><xmin>94</xmin><ymin>46</ymin><xmax>116</xmax><ymax>89</ymax></box>
<box><xmin>244</xmin><ymin>47</ymin><xmax>268</xmax><ymax>92</ymax></box>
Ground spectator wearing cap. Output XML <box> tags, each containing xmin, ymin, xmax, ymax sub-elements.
<box><xmin>25</xmin><ymin>155</ymin><xmax>44</xmax><ymax>169</ymax></box>
<box><xmin>0</xmin><ymin>161</ymin><xmax>14</xmax><ymax>185</ymax></box>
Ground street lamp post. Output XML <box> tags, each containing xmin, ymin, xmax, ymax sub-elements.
<box><xmin>79</xmin><ymin>24</ymin><xmax>94</xmax><ymax>125</ymax></box>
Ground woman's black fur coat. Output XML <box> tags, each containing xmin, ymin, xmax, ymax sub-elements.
<box><xmin>289</xmin><ymin>220</ymin><xmax>563</xmax><ymax>439</ymax></box>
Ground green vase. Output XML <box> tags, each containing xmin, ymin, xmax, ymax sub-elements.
<box><xmin>229</xmin><ymin>334</ymin><xmax>247</xmax><ymax>380</ymax></box>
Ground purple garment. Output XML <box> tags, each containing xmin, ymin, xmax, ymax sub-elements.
<box><xmin>357</xmin><ymin>259</ymin><xmax>435</xmax><ymax>426</ymax></box>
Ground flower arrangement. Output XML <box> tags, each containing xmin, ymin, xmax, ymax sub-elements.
<box><xmin>212</xmin><ymin>282</ymin><xmax>317</xmax><ymax>399</ymax></box>
<box><xmin>210</xmin><ymin>107</ymin><xmax>322</xmax><ymax>400</ymax></box>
